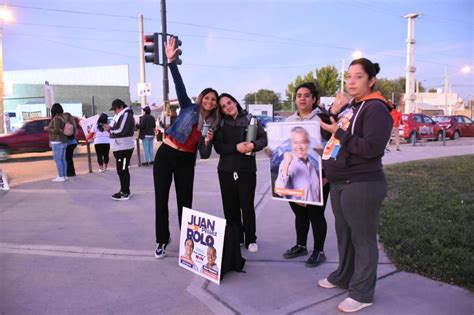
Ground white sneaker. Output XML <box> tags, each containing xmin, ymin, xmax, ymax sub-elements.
<box><xmin>248</xmin><ymin>243</ymin><xmax>258</xmax><ymax>252</ymax></box>
<box><xmin>64</xmin><ymin>176</ymin><xmax>69</xmax><ymax>180</ymax></box>
<box><xmin>318</xmin><ymin>278</ymin><xmax>338</xmax><ymax>289</ymax></box>
<box><xmin>338</xmin><ymin>297</ymin><xmax>373</xmax><ymax>313</ymax></box>
<box><xmin>52</xmin><ymin>177</ymin><xmax>66</xmax><ymax>182</ymax></box>
<box><xmin>98</xmin><ymin>168</ymin><xmax>105</xmax><ymax>173</ymax></box>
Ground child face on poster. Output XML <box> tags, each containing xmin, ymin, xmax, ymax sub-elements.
<box><xmin>184</xmin><ymin>238</ymin><xmax>194</xmax><ymax>259</ymax></box>
<box><xmin>207</xmin><ymin>247</ymin><xmax>217</xmax><ymax>267</ymax></box>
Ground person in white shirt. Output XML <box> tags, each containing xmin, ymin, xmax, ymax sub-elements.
<box><xmin>86</xmin><ymin>113</ymin><xmax>111</xmax><ymax>172</ymax></box>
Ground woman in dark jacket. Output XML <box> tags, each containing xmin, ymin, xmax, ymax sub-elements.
<box><xmin>137</xmin><ymin>106</ymin><xmax>156</xmax><ymax>165</ymax></box>
<box><xmin>154</xmin><ymin>36</ymin><xmax>220</xmax><ymax>259</ymax></box>
<box><xmin>213</xmin><ymin>93</ymin><xmax>267</xmax><ymax>253</ymax></box>
<box><xmin>318</xmin><ymin>58</ymin><xmax>392</xmax><ymax>313</ymax></box>
<box><xmin>63</xmin><ymin>112</ymin><xmax>77</xmax><ymax>177</ymax></box>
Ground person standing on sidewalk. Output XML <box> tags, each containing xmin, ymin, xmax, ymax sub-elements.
<box><xmin>318</xmin><ymin>58</ymin><xmax>392</xmax><ymax>313</ymax></box>
<box><xmin>136</xmin><ymin>105</ymin><xmax>156</xmax><ymax>166</ymax></box>
<box><xmin>154</xmin><ymin>36</ymin><xmax>219</xmax><ymax>259</ymax></box>
<box><xmin>46</xmin><ymin>103</ymin><xmax>68</xmax><ymax>182</ymax></box>
<box><xmin>103</xmin><ymin>99</ymin><xmax>135</xmax><ymax>201</ymax></box>
<box><xmin>213</xmin><ymin>93</ymin><xmax>267</xmax><ymax>253</ymax></box>
<box><xmin>86</xmin><ymin>113</ymin><xmax>110</xmax><ymax>172</ymax></box>
<box><xmin>386</xmin><ymin>103</ymin><xmax>403</xmax><ymax>152</ymax></box>
<box><xmin>63</xmin><ymin>112</ymin><xmax>78</xmax><ymax>177</ymax></box>
<box><xmin>280</xmin><ymin>82</ymin><xmax>331</xmax><ymax>267</ymax></box>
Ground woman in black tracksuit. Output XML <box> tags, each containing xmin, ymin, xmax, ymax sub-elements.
<box><xmin>213</xmin><ymin>93</ymin><xmax>267</xmax><ymax>253</ymax></box>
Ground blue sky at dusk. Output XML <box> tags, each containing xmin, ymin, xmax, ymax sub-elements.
<box><xmin>3</xmin><ymin>0</ymin><xmax>473</xmax><ymax>104</ymax></box>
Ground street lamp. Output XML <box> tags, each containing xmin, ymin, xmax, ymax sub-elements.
<box><xmin>351</xmin><ymin>50</ymin><xmax>363</xmax><ymax>60</ymax></box>
<box><xmin>0</xmin><ymin>6</ymin><xmax>13</xmax><ymax>134</ymax></box>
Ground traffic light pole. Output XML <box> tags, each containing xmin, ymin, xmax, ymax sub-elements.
<box><xmin>161</xmin><ymin>0</ymin><xmax>170</xmax><ymax>119</ymax></box>
<box><xmin>139</xmin><ymin>14</ymin><xmax>147</xmax><ymax>108</ymax></box>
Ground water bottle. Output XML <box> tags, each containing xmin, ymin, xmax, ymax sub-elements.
<box><xmin>201</xmin><ymin>122</ymin><xmax>211</xmax><ymax>137</ymax></box>
<box><xmin>245</xmin><ymin>117</ymin><xmax>257</xmax><ymax>156</ymax></box>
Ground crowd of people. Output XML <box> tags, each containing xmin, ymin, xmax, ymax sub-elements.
<box><xmin>46</xmin><ymin>36</ymin><xmax>393</xmax><ymax>313</ymax></box>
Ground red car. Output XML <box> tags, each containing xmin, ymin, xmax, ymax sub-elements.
<box><xmin>399</xmin><ymin>113</ymin><xmax>444</xmax><ymax>143</ymax></box>
<box><xmin>0</xmin><ymin>117</ymin><xmax>85</xmax><ymax>161</ymax></box>
<box><xmin>432</xmin><ymin>115</ymin><xmax>474</xmax><ymax>139</ymax></box>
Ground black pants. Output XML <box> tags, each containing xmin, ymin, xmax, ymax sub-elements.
<box><xmin>95</xmin><ymin>143</ymin><xmax>110</xmax><ymax>166</ymax></box>
<box><xmin>113</xmin><ymin>149</ymin><xmax>134</xmax><ymax>194</ymax></box>
<box><xmin>66</xmin><ymin>143</ymin><xmax>77</xmax><ymax>177</ymax></box>
<box><xmin>290</xmin><ymin>182</ymin><xmax>330</xmax><ymax>252</ymax></box>
<box><xmin>218</xmin><ymin>171</ymin><xmax>257</xmax><ymax>246</ymax></box>
<box><xmin>154</xmin><ymin>144</ymin><xmax>196</xmax><ymax>244</ymax></box>
<box><xmin>328</xmin><ymin>180</ymin><xmax>387</xmax><ymax>303</ymax></box>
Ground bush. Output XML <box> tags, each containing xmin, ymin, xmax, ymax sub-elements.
<box><xmin>380</xmin><ymin>155</ymin><xmax>474</xmax><ymax>290</ymax></box>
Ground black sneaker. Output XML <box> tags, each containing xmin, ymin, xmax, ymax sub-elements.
<box><xmin>154</xmin><ymin>239</ymin><xmax>170</xmax><ymax>259</ymax></box>
<box><xmin>305</xmin><ymin>251</ymin><xmax>326</xmax><ymax>268</ymax></box>
<box><xmin>111</xmin><ymin>192</ymin><xmax>131</xmax><ymax>201</ymax></box>
<box><xmin>283</xmin><ymin>245</ymin><xmax>308</xmax><ymax>259</ymax></box>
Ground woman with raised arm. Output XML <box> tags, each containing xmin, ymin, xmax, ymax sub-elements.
<box><xmin>153</xmin><ymin>36</ymin><xmax>220</xmax><ymax>259</ymax></box>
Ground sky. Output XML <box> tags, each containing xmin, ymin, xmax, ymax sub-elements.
<box><xmin>3</xmin><ymin>0</ymin><xmax>473</xmax><ymax>105</ymax></box>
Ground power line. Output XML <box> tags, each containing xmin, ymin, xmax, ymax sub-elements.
<box><xmin>7</xmin><ymin>4</ymin><xmax>138</xmax><ymax>20</ymax></box>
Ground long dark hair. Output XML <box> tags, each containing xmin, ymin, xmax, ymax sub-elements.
<box><xmin>294</xmin><ymin>82</ymin><xmax>320</xmax><ymax>110</ymax></box>
<box><xmin>50</xmin><ymin>103</ymin><xmax>64</xmax><ymax>117</ymax></box>
<box><xmin>349</xmin><ymin>58</ymin><xmax>380</xmax><ymax>90</ymax></box>
<box><xmin>97</xmin><ymin>113</ymin><xmax>108</xmax><ymax>132</ymax></box>
<box><xmin>196</xmin><ymin>87</ymin><xmax>220</xmax><ymax>130</ymax></box>
<box><xmin>217</xmin><ymin>93</ymin><xmax>244</xmax><ymax>116</ymax></box>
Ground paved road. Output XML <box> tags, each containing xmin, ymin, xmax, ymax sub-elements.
<box><xmin>0</xmin><ymin>138</ymin><xmax>473</xmax><ymax>314</ymax></box>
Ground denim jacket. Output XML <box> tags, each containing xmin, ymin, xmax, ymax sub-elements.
<box><xmin>166</xmin><ymin>62</ymin><xmax>212</xmax><ymax>159</ymax></box>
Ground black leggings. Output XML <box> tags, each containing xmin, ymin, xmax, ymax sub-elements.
<box><xmin>154</xmin><ymin>144</ymin><xmax>196</xmax><ymax>244</ymax></box>
<box><xmin>113</xmin><ymin>149</ymin><xmax>133</xmax><ymax>194</ymax></box>
<box><xmin>289</xmin><ymin>182</ymin><xmax>330</xmax><ymax>252</ymax></box>
<box><xmin>218</xmin><ymin>171</ymin><xmax>257</xmax><ymax>246</ymax></box>
<box><xmin>66</xmin><ymin>143</ymin><xmax>77</xmax><ymax>177</ymax></box>
<box><xmin>95</xmin><ymin>143</ymin><xmax>110</xmax><ymax>166</ymax></box>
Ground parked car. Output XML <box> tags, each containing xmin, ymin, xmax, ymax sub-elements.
<box><xmin>0</xmin><ymin>117</ymin><xmax>86</xmax><ymax>161</ymax></box>
<box><xmin>432</xmin><ymin>115</ymin><xmax>474</xmax><ymax>139</ymax></box>
<box><xmin>399</xmin><ymin>113</ymin><xmax>444</xmax><ymax>143</ymax></box>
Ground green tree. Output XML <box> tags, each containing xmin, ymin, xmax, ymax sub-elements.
<box><xmin>376</xmin><ymin>77</ymin><xmax>425</xmax><ymax>103</ymax></box>
<box><xmin>244</xmin><ymin>89</ymin><xmax>282</xmax><ymax>110</ymax></box>
<box><xmin>286</xmin><ymin>65</ymin><xmax>340</xmax><ymax>101</ymax></box>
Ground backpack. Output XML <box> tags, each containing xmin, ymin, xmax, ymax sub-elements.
<box><xmin>220</xmin><ymin>222</ymin><xmax>246</xmax><ymax>280</ymax></box>
<box><xmin>63</xmin><ymin>121</ymin><xmax>74</xmax><ymax>136</ymax></box>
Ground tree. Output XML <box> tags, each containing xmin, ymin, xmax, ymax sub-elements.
<box><xmin>286</xmin><ymin>65</ymin><xmax>340</xmax><ymax>101</ymax></box>
<box><xmin>428</xmin><ymin>88</ymin><xmax>438</xmax><ymax>93</ymax></box>
<box><xmin>244</xmin><ymin>89</ymin><xmax>282</xmax><ymax>110</ymax></box>
<box><xmin>376</xmin><ymin>77</ymin><xmax>425</xmax><ymax>104</ymax></box>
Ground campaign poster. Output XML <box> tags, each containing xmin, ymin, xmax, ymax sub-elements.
<box><xmin>266</xmin><ymin>121</ymin><xmax>324</xmax><ymax>206</ymax></box>
<box><xmin>79</xmin><ymin>114</ymin><xmax>99</xmax><ymax>138</ymax></box>
<box><xmin>179</xmin><ymin>207</ymin><xmax>226</xmax><ymax>285</ymax></box>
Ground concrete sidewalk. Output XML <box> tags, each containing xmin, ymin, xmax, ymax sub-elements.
<box><xmin>0</xmin><ymin>141</ymin><xmax>473</xmax><ymax>314</ymax></box>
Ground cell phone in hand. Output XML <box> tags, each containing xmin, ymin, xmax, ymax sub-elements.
<box><xmin>317</xmin><ymin>112</ymin><xmax>332</xmax><ymax>124</ymax></box>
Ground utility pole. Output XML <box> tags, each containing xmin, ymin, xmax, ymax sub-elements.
<box><xmin>138</xmin><ymin>14</ymin><xmax>146</xmax><ymax>108</ymax></box>
<box><xmin>161</xmin><ymin>0</ymin><xmax>170</xmax><ymax>125</ymax></box>
<box><xmin>444</xmin><ymin>65</ymin><xmax>449</xmax><ymax>115</ymax></box>
<box><xmin>404</xmin><ymin>13</ymin><xmax>419</xmax><ymax>114</ymax></box>
<box><xmin>340</xmin><ymin>58</ymin><xmax>345</xmax><ymax>93</ymax></box>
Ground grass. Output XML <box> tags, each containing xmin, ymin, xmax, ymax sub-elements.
<box><xmin>379</xmin><ymin>155</ymin><xmax>474</xmax><ymax>290</ymax></box>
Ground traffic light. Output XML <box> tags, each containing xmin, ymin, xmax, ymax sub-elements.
<box><xmin>173</xmin><ymin>35</ymin><xmax>183</xmax><ymax>65</ymax></box>
<box><xmin>144</xmin><ymin>33</ymin><xmax>160</xmax><ymax>65</ymax></box>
